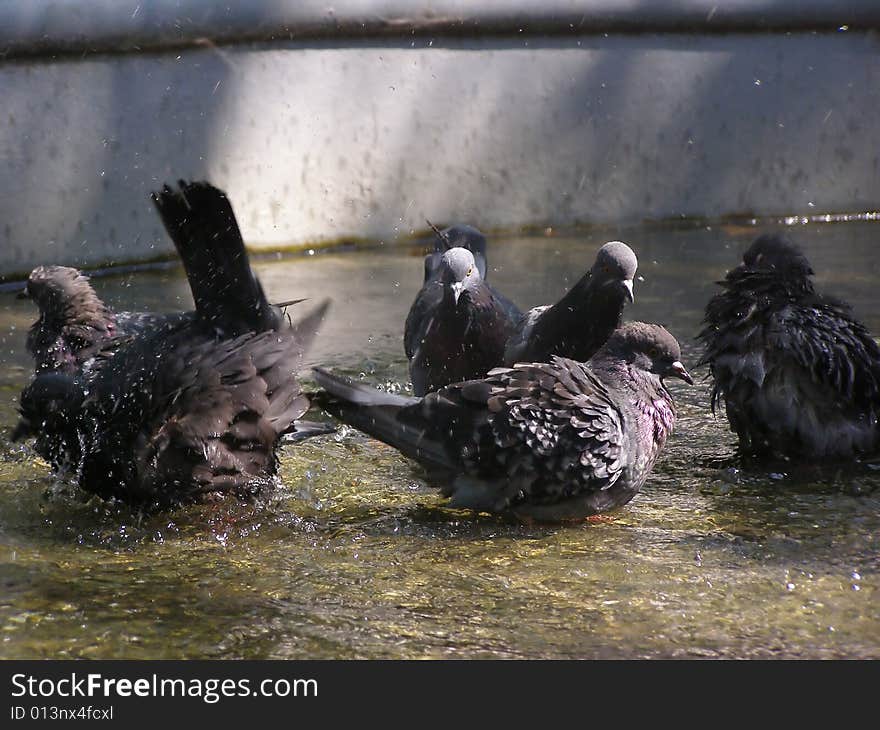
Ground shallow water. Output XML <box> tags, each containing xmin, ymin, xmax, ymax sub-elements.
<box><xmin>1</xmin><ymin>222</ymin><xmax>878</xmax><ymax>659</ymax></box>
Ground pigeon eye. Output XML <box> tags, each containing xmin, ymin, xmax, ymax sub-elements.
<box><xmin>466</xmin><ymin>266</ymin><xmax>473</xmax><ymax>276</ymax></box>
<box><xmin>648</xmin><ymin>347</ymin><xmax>659</xmax><ymax>358</ymax></box>
<box><xmin>755</xmin><ymin>253</ymin><xmax>764</xmax><ymax>265</ymax></box>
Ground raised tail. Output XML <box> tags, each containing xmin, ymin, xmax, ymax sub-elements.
<box><xmin>151</xmin><ymin>180</ymin><xmax>279</xmax><ymax>335</ymax></box>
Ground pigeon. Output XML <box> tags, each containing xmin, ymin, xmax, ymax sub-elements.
<box><xmin>20</xmin><ymin>264</ymin><xmax>193</xmax><ymax>376</ymax></box>
<box><xmin>404</xmin><ymin>247</ymin><xmax>519</xmax><ymax>396</ymax></box>
<box><xmin>13</xmin><ymin>180</ymin><xmax>330</xmax><ymax>507</ymax></box>
<box><xmin>423</xmin><ymin>222</ymin><xmax>488</xmax><ymax>282</ymax></box>
<box><xmin>314</xmin><ymin>321</ymin><xmax>692</xmax><ymax>521</ymax></box>
<box><xmin>503</xmin><ymin>240</ymin><xmax>637</xmax><ymax>366</ymax></box>
<box><xmin>422</xmin><ymin>221</ymin><xmax>521</xmax><ymax>321</ymax></box>
<box><xmin>697</xmin><ymin>232</ymin><xmax>880</xmax><ymax>460</ymax></box>
<box><xmin>12</xmin><ymin>371</ymin><xmax>86</xmax><ymax>473</ymax></box>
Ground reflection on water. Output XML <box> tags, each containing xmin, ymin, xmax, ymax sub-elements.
<box><xmin>0</xmin><ymin>222</ymin><xmax>878</xmax><ymax>658</ymax></box>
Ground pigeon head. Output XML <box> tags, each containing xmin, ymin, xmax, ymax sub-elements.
<box><xmin>428</xmin><ymin>220</ymin><xmax>488</xmax><ymax>279</ymax></box>
<box><xmin>438</xmin><ymin>247</ymin><xmax>482</xmax><ymax>306</ymax></box>
<box><xmin>600</xmin><ymin>322</ymin><xmax>693</xmax><ymax>384</ymax></box>
<box><xmin>23</xmin><ymin>265</ymin><xmax>101</xmax><ymax>319</ymax></box>
<box><xmin>590</xmin><ymin>241</ymin><xmax>638</xmax><ymax>303</ymax></box>
<box><xmin>735</xmin><ymin>233</ymin><xmax>814</xmax><ymax>278</ymax></box>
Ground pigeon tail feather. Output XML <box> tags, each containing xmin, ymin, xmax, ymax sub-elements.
<box><xmin>151</xmin><ymin>180</ymin><xmax>278</xmax><ymax>334</ymax></box>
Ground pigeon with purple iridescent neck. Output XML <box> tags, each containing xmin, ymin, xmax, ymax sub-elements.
<box><xmin>697</xmin><ymin>232</ymin><xmax>880</xmax><ymax>460</ymax></box>
<box><xmin>421</xmin><ymin>222</ymin><xmax>522</xmax><ymax>323</ymax></box>
<box><xmin>404</xmin><ymin>246</ymin><xmax>519</xmax><ymax>396</ymax></box>
<box><xmin>315</xmin><ymin>321</ymin><xmax>692</xmax><ymax>521</ymax></box>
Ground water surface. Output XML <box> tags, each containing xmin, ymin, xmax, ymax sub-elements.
<box><xmin>1</xmin><ymin>222</ymin><xmax>878</xmax><ymax>658</ymax></box>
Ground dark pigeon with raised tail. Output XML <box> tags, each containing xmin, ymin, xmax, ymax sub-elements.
<box><xmin>13</xmin><ymin>181</ymin><xmax>330</xmax><ymax>507</ymax></box>
<box><xmin>504</xmin><ymin>240</ymin><xmax>637</xmax><ymax>366</ymax></box>
<box><xmin>315</xmin><ymin>322</ymin><xmax>691</xmax><ymax>521</ymax></box>
<box><xmin>404</xmin><ymin>247</ymin><xmax>519</xmax><ymax>396</ymax></box>
<box><xmin>697</xmin><ymin>232</ymin><xmax>880</xmax><ymax>460</ymax></box>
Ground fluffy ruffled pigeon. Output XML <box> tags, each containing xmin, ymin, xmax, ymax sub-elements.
<box><xmin>21</xmin><ymin>265</ymin><xmax>176</xmax><ymax>375</ymax></box>
<box><xmin>13</xmin><ymin>181</ymin><xmax>330</xmax><ymax>507</ymax></box>
<box><xmin>504</xmin><ymin>240</ymin><xmax>638</xmax><ymax>366</ymax></box>
<box><xmin>697</xmin><ymin>232</ymin><xmax>880</xmax><ymax>460</ymax></box>
<box><xmin>315</xmin><ymin>321</ymin><xmax>692</xmax><ymax>521</ymax></box>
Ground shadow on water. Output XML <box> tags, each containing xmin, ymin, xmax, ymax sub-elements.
<box><xmin>0</xmin><ymin>222</ymin><xmax>879</xmax><ymax>658</ymax></box>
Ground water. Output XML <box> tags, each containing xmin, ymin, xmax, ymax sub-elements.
<box><xmin>1</xmin><ymin>222</ymin><xmax>878</xmax><ymax>659</ymax></box>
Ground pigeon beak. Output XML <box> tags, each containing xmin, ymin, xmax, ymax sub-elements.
<box><xmin>451</xmin><ymin>281</ymin><xmax>464</xmax><ymax>305</ymax></box>
<box><xmin>669</xmin><ymin>361</ymin><xmax>693</xmax><ymax>385</ymax></box>
<box><xmin>621</xmin><ymin>278</ymin><xmax>635</xmax><ymax>303</ymax></box>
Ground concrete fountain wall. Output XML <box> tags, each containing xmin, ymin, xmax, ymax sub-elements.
<box><xmin>1</xmin><ymin>1</ymin><xmax>879</xmax><ymax>278</ymax></box>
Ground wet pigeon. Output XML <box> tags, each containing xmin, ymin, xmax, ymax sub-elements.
<box><xmin>12</xmin><ymin>371</ymin><xmax>85</xmax><ymax>473</ymax></box>
<box><xmin>697</xmin><ymin>233</ymin><xmax>880</xmax><ymax>460</ymax></box>
<box><xmin>503</xmin><ymin>241</ymin><xmax>637</xmax><ymax>366</ymax></box>
<box><xmin>20</xmin><ymin>265</ymin><xmax>190</xmax><ymax>376</ymax></box>
<box><xmin>404</xmin><ymin>247</ymin><xmax>519</xmax><ymax>396</ymax></box>
<box><xmin>14</xmin><ymin>180</ymin><xmax>330</xmax><ymax>507</ymax></box>
<box><xmin>315</xmin><ymin>322</ymin><xmax>692</xmax><ymax>521</ymax></box>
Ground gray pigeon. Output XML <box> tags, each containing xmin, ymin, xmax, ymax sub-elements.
<box><xmin>14</xmin><ymin>180</ymin><xmax>331</xmax><ymax>507</ymax></box>
<box><xmin>504</xmin><ymin>240</ymin><xmax>637</xmax><ymax>366</ymax></box>
<box><xmin>315</xmin><ymin>322</ymin><xmax>692</xmax><ymax>521</ymax></box>
<box><xmin>404</xmin><ymin>247</ymin><xmax>519</xmax><ymax>396</ymax></box>
<box><xmin>422</xmin><ymin>222</ymin><xmax>522</xmax><ymax>321</ymax></box>
<box><xmin>697</xmin><ymin>232</ymin><xmax>880</xmax><ymax>460</ymax></box>
<box><xmin>423</xmin><ymin>222</ymin><xmax>488</xmax><ymax>282</ymax></box>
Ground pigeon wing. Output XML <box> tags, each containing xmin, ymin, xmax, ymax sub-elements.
<box><xmin>767</xmin><ymin>299</ymin><xmax>880</xmax><ymax>409</ymax></box>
